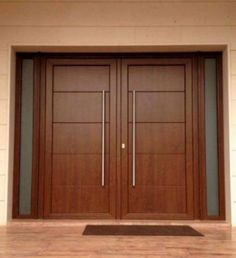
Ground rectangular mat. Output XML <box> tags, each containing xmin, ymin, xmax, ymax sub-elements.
<box><xmin>83</xmin><ymin>225</ymin><xmax>204</xmax><ymax>236</ymax></box>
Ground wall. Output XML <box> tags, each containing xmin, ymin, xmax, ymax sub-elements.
<box><xmin>0</xmin><ymin>0</ymin><xmax>235</xmax><ymax>225</ymax></box>
<box><xmin>231</xmin><ymin>51</ymin><xmax>236</xmax><ymax>225</ymax></box>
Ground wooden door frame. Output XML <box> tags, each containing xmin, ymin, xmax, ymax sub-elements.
<box><xmin>12</xmin><ymin>52</ymin><xmax>225</xmax><ymax>220</ymax></box>
<box><xmin>198</xmin><ymin>53</ymin><xmax>225</xmax><ymax>220</ymax></box>
<box><xmin>12</xmin><ymin>54</ymin><xmax>41</xmax><ymax>218</ymax></box>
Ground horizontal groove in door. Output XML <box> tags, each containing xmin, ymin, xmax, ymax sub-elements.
<box><xmin>53</xmin><ymin>122</ymin><xmax>110</xmax><ymax>124</ymax></box>
<box><xmin>128</xmin><ymin>122</ymin><xmax>185</xmax><ymax>124</ymax></box>
<box><xmin>128</xmin><ymin>90</ymin><xmax>185</xmax><ymax>93</ymax></box>
<box><xmin>53</xmin><ymin>91</ymin><xmax>111</xmax><ymax>93</ymax></box>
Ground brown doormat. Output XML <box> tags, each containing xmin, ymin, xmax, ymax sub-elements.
<box><xmin>83</xmin><ymin>225</ymin><xmax>204</xmax><ymax>236</ymax></box>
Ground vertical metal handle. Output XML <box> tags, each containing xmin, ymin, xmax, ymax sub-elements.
<box><xmin>102</xmin><ymin>90</ymin><xmax>105</xmax><ymax>187</ymax></box>
<box><xmin>132</xmin><ymin>90</ymin><xmax>136</xmax><ymax>187</ymax></box>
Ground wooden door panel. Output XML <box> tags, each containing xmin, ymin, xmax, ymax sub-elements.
<box><xmin>44</xmin><ymin>59</ymin><xmax>116</xmax><ymax>219</ymax></box>
<box><xmin>54</xmin><ymin>65</ymin><xmax>110</xmax><ymax>92</ymax></box>
<box><xmin>51</xmin><ymin>186</ymin><xmax>109</xmax><ymax>214</ymax></box>
<box><xmin>53</xmin><ymin>123</ymin><xmax>110</xmax><ymax>154</ymax></box>
<box><xmin>128</xmin><ymin>65</ymin><xmax>185</xmax><ymax>91</ymax></box>
<box><xmin>122</xmin><ymin>58</ymin><xmax>194</xmax><ymax>219</ymax></box>
<box><xmin>128</xmin><ymin>123</ymin><xmax>185</xmax><ymax>154</ymax></box>
<box><xmin>52</xmin><ymin>154</ymin><xmax>109</xmax><ymax>186</ymax></box>
<box><xmin>54</xmin><ymin>92</ymin><xmax>110</xmax><ymax>123</ymax></box>
<box><xmin>128</xmin><ymin>92</ymin><xmax>185</xmax><ymax>122</ymax></box>
<box><xmin>128</xmin><ymin>186</ymin><xmax>186</xmax><ymax>214</ymax></box>
<box><xmin>128</xmin><ymin>154</ymin><xmax>185</xmax><ymax>186</ymax></box>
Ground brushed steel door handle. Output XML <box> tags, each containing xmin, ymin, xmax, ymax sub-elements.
<box><xmin>132</xmin><ymin>90</ymin><xmax>136</xmax><ymax>187</ymax></box>
<box><xmin>102</xmin><ymin>90</ymin><xmax>105</xmax><ymax>187</ymax></box>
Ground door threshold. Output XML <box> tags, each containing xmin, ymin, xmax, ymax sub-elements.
<box><xmin>9</xmin><ymin>219</ymin><xmax>230</xmax><ymax>228</ymax></box>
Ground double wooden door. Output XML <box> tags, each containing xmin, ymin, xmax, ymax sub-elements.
<box><xmin>44</xmin><ymin>57</ymin><xmax>194</xmax><ymax>219</ymax></box>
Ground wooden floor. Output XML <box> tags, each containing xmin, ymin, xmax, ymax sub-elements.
<box><xmin>0</xmin><ymin>221</ymin><xmax>235</xmax><ymax>258</ymax></box>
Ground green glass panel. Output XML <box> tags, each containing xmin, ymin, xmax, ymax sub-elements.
<box><xmin>19</xmin><ymin>59</ymin><xmax>34</xmax><ymax>215</ymax></box>
<box><xmin>205</xmin><ymin>58</ymin><xmax>219</xmax><ymax>216</ymax></box>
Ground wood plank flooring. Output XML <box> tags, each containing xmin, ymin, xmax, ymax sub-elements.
<box><xmin>0</xmin><ymin>221</ymin><xmax>235</xmax><ymax>257</ymax></box>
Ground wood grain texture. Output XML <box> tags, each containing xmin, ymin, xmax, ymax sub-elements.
<box><xmin>128</xmin><ymin>92</ymin><xmax>185</xmax><ymax>122</ymax></box>
<box><xmin>122</xmin><ymin>58</ymin><xmax>194</xmax><ymax>219</ymax></box>
<box><xmin>54</xmin><ymin>92</ymin><xmax>110</xmax><ymax>123</ymax></box>
<box><xmin>54</xmin><ymin>65</ymin><xmax>110</xmax><ymax>92</ymax></box>
<box><xmin>128</xmin><ymin>186</ymin><xmax>186</xmax><ymax>213</ymax></box>
<box><xmin>44</xmin><ymin>59</ymin><xmax>117</xmax><ymax>218</ymax></box>
<box><xmin>128</xmin><ymin>123</ymin><xmax>185</xmax><ymax>154</ymax></box>
<box><xmin>52</xmin><ymin>154</ymin><xmax>109</xmax><ymax>186</ymax></box>
<box><xmin>53</xmin><ymin>124</ymin><xmax>110</xmax><ymax>154</ymax></box>
<box><xmin>128</xmin><ymin>65</ymin><xmax>185</xmax><ymax>91</ymax></box>
<box><xmin>51</xmin><ymin>186</ymin><xmax>109</xmax><ymax>214</ymax></box>
<box><xmin>0</xmin><ymin>222</ymin><xmax>234</xmax><ymax>258</ymax></box>
<box><xmin>128</xmin><ymin>154</ymin><xmax>185</xmax><ymax>186</ymax></box>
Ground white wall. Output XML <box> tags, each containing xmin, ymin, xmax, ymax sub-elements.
<box><xmin>0</xmin><ymin>0</ymin><xmax>235</xmax><ymax>225</ymax></box>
